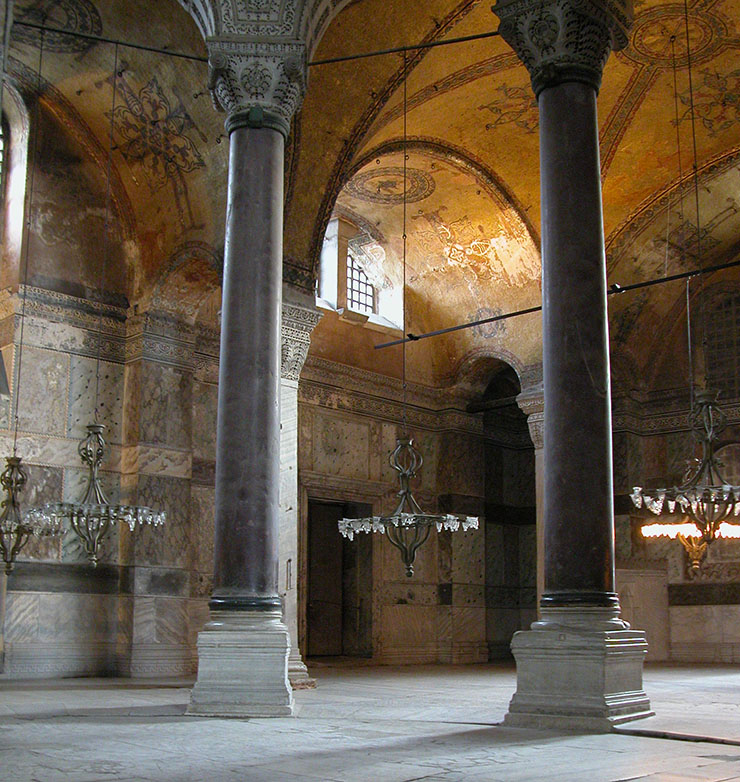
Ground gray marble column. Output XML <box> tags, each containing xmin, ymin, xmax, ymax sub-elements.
<box><xmin>495</xmin><ymin>0</ymin><xmax>652</xmax><ymax>730</ymax></box>
<box><xmin>188</xmin><ymin>41</ymin><xmax>306</xmax><ymax>717</ymax></box>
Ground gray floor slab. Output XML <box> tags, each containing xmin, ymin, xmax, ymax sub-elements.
<box><xmin>1</xmin><ymin>663</ymin><xmax>740</xmax><ymax>782</ymax></box>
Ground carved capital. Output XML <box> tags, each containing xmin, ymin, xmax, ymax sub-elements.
<box><xmin>517</xmin><ymin>383</ymin><xmax>544</xmax><ymax>449</ymax></box>
<box><xmin>281</xmin><ymin>301</ymin><xmax>321</xmax><ymax>381</ymax></box>
<box><xmin>208</xmin><ymin>41</ymin><xmax>307</xmax><ymax>137</ymax></box>
<box><xmin>494</xmin><ymin>0</ymin><xmax>632</xmax><ymax>96</ymax></box>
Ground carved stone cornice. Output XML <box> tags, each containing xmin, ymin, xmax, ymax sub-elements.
<box><xmin>281</xmin><ymin>300</ymin><xmax>321</xmax><ymax>381</ymax></box>
<box><xmin>493</xmin><ymin>0</ymin><xmax>632</xmax><ymax>96</ymax></box>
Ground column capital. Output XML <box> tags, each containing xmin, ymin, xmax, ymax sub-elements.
<box><xmin>517</xmin><ymin>383</ymin><xmax>544</xmax><ymax>449</ymax></box>
<box><xmin>207</xmin><ymin>42</ymin><xmax>307</xmax><ymax>138</ymax></box>
<box><xmin>281</xmin><ymin>298</ymin><xmax>321</xmax><ymax>381</ymax></box>
<box><xmin>493</xmin><ymin>0</ymin><xmax>633</xmax><ymax>96</ymax></box>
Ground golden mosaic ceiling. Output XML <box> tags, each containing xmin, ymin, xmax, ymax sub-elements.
<box><xmin>5</xmin><ymin>0</ymin><xmax>740</xmax><ymax>390</ymax></box>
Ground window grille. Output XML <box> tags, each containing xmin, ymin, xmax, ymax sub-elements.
<box><xmin>346</xmin><ymin>252</ymin><xmax>375</xmax><ymax>314</ymax></box>
<box><xmin>705</xmin><ymin>292</ymin><xmax>740</xmax><ymax>400</ymax></box>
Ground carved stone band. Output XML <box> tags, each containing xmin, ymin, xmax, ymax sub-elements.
<box><xmin>494</xmin><ymin>0</ymin><xmax>633</xmax><ymax>96</ymax></box>
<box><xmin>207</xmin><ymin>43</ymin><xmax>307</xmax><ymax>138</ymax></box>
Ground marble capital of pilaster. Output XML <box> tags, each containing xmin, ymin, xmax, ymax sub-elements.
<box><xmin>517</xmin><ymin>383</ymin><xmax>544</xmax><ymax>449</ymax></box>
<box><xmin>207</xmin><ymin>40</ymin><xmax>307</xmax><ymax>137</ymax></box>
<box><xmin>281</xmin><ymin>300</ymin><xmax>321</xmax><ymax>381</ymax></box>
<box><xmin>493</xmin><ymin>0</ymin><xmax>632</xmax><ymax>96</ymax></box>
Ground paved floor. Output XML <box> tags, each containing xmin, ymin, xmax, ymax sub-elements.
<box><xmin>1</xmin><ymin>663</ymin><xmax>740</xmax><ymax>781</ymax></box>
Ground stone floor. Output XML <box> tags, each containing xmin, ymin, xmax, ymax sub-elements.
<box><xmin>2</xmin><ymin>662</ymin><xmax>740</xmax><ymax>781</ymax></box>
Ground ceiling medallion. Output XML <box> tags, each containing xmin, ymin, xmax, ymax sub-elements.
<box><xmin>13</xmin><ymin>0</ymin><xmax>103</xmax><ymax>54</ymax></box>
<box><xmin>621</xmin><ymin>5</ymin><xmax>724</xmax><ymax>68</ymax></box>
<box><xmin>344</xmin><ymin>166</ymin><xmax>435</xmax><ymax>205</ymax></box>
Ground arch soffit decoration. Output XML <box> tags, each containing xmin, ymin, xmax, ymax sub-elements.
<box><xmin>7</xmin><ymin>57</ymin><xmax>137</xmax><ymax>245</ymax></box>
<box><xmin>148</xmin><ymin>240</ymin><xmax>222</xmax><ymax>325</ymax></box>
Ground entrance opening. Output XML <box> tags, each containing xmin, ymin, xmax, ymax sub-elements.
<box><xmin>307</xmin><ymin>500</ymin><xmax>373</xmax><ymax>658</ymax></box>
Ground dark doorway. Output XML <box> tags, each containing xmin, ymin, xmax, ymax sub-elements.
<box><xmin>307</xmin><ymin>500</ymin><xmax>373</xmax><ymax>658</ymax></box>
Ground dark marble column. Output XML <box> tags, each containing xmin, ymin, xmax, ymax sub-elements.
<box><xmin>494</xmin><ymin>0</ymin><xmax>632</xmax><ymax>613</ymax></box>
<box><xmin>539</xmin><ymin>81</ymin><xmax>616</xmax><ymax>609</ymax></box>
<box><xmin>495</xmin><ymin>0</ymin><xmax>652</xmax><ymax>730</ymax></box>
<box><xmin>187</xmin><ymin>42</ymin><xmax>306</xmax><ymax>717</ymax></box>
<box><xmin>211</xmin><ymin>124</ymin><xmax>284</xmax><ymax>614</ymax></box>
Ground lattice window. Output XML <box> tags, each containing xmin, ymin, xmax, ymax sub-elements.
<box><xmin>346</xmin><ymin>252</ymin><xmax>375</xmax><ymax>314</ymax></box>
<box><xmin>705</xmin><ymin>292</ymin><xmax>740</xmax><ymax>400</ymax></box>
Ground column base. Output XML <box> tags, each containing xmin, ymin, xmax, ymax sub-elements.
<box><xmin>188</xmin><ymin>609</ymin><xmax>294</xmax><ymax>717</ymax></box>
<box><xmin>288</xmin><ymin>647</ymin><xmax>316</xmax><ymax>689</ymax></box>
<box><xmin>504</xmin><ymin>606</ymin><xmax>653</xmax><ymax>732</ymax></box>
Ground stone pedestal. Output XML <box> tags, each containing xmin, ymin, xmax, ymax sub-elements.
<box><xmin>188</xmin><ymin>610</ymin><xmax>293</xmax><ymax>717</ymax></box>
<box><xmin>504</xmin><ymin>608</ymin><xmax>652</xmax><ymax>729</ymax></box>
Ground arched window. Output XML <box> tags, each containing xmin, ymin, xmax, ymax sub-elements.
<box><xmin>317</xmin><ymin>216</ymin><xmax>401</xmax><ymax>331</ymax></box>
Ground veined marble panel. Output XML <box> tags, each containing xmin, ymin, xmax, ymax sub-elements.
<box><xmin>452</xmin><ymin>584</ymin><xmax>485</xmax><ymax>607</ymax></box>
<box><xmin>4</xmin><ymin>592</ymin><xmax>40</xmax><ymax>642</ymax></box>
<box><xmin>380</xmin><ymin>605</ymin><xmax>439</xmax><ymax>656</ymax></box>
<box><xmin>17</xmin><ymin>464</ymin><xmax>64</xmax><ymax>563</ymax></box>
<box><xmin>67</xmin><ymin>356</ymin><xmax>124</xmax><ymax>443</ymax></box>
<box><xmin>120</xmin><ymin>445</ymin><xmax>191</xmax><ymax>479</ymax></box>
<box><xmin>312</xmin><ymin>412</ymin><xmax>370</xmax><ymax>479</ymax></box>
<box><xmin>133</xmin><ymin>475</ymin><xmax>191</xmax><ymax>570</ymax></box>
<box><xmin>452</xmin><ymin>525</ymin><xmax>485</xmax><ymax>585</ymax></box>
<box><xmin>451</xmin><ymin>606</ymin><xmax>486</xmax><ymax>644</ymax></box>
<box><xmin>37</xmin><ymin>592</ymin><xmax>117</xmax><ymax>643</ymax></box>
<box><xmin>15</xmin><ymin>346</ymin><xmax>69</xmax><ymax>436</ymax></box>
<box><xmin>192</xmin><ymin>380</ymin><xmax>217</xmax><ymax>460</ymax></box>
<box><xmin>190</xmin><ymin>485</ymin><xmax>215</xmax><ymax>578</ymax></box>
<box><xmin>139</xmin><ymin>363</ymin><xmax>192</xmax><ymax>450</ymax></box>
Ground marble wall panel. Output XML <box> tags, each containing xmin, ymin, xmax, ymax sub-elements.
<box><xmin>190</xmin><ymin>485</ymin><xmax>215</xmax><ymax>587</ymax></box>
<box><xmin>122</xmin><ymin>361</ymin><xmax>141</xmax><ymax>446</ymax></box>
<box><xmin>133</xmin><ymin>475</ymin><xmax>191</xmax><ymax>569</ymax></box>
<box><xmin>380</xmin><ymin>582</ymin><xmax>438</xmax><ymax>606</ymax></box>
<box><xmin>437</xmin><ymin>432</ymin><xmax>484</xmax><ymax>497</ymax></box>
<box><xmin>188</xmin><ymin>598</ymin><xmax>209</xmax><ymax>646</ymax></box>
<box><xmin>486</xmin><ymin>523</ymin><xmax>505</xmax><ymax>587</ymax></box>
<box><xmin>153</xmin><ymin>597</ymin><xmax>189</xmax><ymax>645</ymax></box>
<box><xmin>139</xmin><ymin>362</ymin><xmax>192</xmax><ymax>450</ymax></box>
<box><xmin>312</xmin><ymin>413</ymin><xmax>370</xmax><ymax>479</ymax></box>
<box><xmin>451</xmin><ymin>606</ymin><xmax>486</xmax><ymax>645</ymax></box>
<box><xmin>617</xmin><ymin>568</ymin><xmax>669</xmax><ymax>661</ymax></box>
<box><xmin>501</xmin><ymin>447</ymin><xmax>536</xmax><ymax>507</ymax></box>
<box><xmin>518</xmin><ymin>525</ymin><xmax>536</xmax><ymax>589</ymax></box>
<box><xmin>380</xmin><ymin>604</ymin><xmax>438</xmax><ymax>657</ymax></box>
<box><xmin>37</xmin><ymin>593</ymin><xmax>117</xmax><ymax>644</ymax></box>
<box><xmin>4</xmin><ymin>592</ymin><xmax>40</xmax><ymax>642</ymax></box>
<box><xmin>15</xmin><ymin>346</ymin><xmax>69</xmax><ymax>435</ymax></box>
<box><xmin>67</xmin><ymin>356</ymin><xmax>124</xmax><ymax>443</ymax></box>
<box><xmin>486</xmin><ymin>606</ymin><xmax>520</xmax><ymax>658</ymax></box>
<box><xmin>191</xmin><ymin>380</ymin><xmax>217</xmax><ymax>460</ymax></box>
<box><xmin>18</xmin><ymin>464</ymin><xmax>63</xmax><ymax>562</ymax></box>
<box><xmin>451</xmin><ymin>525</ymin><xmax>484</xmax><ymax>585</ymax></box>
<box><xmin>133</xmin><ymin>596</ymin><xmax>156</xmax><ymax>644</ymax></box>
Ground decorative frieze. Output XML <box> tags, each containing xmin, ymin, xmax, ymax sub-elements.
<box><xmin>494</xmin><ymin>0</ymin><xmax>632</xmax><ymax>96</ymax></box>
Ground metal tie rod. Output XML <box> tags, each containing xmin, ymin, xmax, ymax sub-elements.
<box><xmin>375</xmin><ymin>256</ymin><xmax>740</xmax><ymax>349</ymax></box>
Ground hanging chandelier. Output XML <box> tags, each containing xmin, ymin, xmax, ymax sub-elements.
<box><xmin>337</xmin><ymin>53</ymin><xmax>478</xmax><ymax>577</ymax></box>
<box><xmin>631</xmin><ymin>390</ymin><xmax>740</xmax><ymax>570</ymax></box>
<box><xmin>339</xmin><ymin>436</ymin><xmax>478</xmax><ymax>577</ymax></box>
<box><xmin>1</xmin><ymin>457</ymin><xmax>61</xmax><ymax>574</ymax></box>
<box><xmin>33</xmin><ymin>424</ymin><xmax>165</xmax><ymax>566</ymax></box>
<box><xmin>629</xmin><ymin>11</ymin><xmax>740</xmax><ymax>570</ymax></box>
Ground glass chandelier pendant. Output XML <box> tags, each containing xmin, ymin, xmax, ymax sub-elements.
<box><xmin>35</xmin><ymin>423</ymin><xmax>165</xmax><ymax>566</ymax></box>
<box><xmin>0</xmin><ymin>456</ymin><xmax>61</xmax><ymax>574</ymax></box>
<box><xmin>339</xmin><ymin>436</ymin><xmax>478</xmax><ymax>577</ymax></box>
<box><xmin>631</xmin><ymin>390</ymin><xmax>740</xmax><ymax>570</ymax></box>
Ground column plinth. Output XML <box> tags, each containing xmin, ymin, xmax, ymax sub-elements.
<box><xmin>495</xmin><ymin>0</ymin><xmax>651</xmax><ymax>731</ymax></box>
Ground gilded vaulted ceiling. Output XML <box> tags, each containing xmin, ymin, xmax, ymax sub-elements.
<box><xmin>4</xmin><ymin>0</ymin><xmax>740</xmax><ymax>392</ymax></box>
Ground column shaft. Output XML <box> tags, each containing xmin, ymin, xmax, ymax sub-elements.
<box><xmin>212</xmin><ymin>125</ymin><xmax>284</xmax><ymax>610</ymax></box>
<box><xmin>540</xmin><ymin>82</ymin><xmax>616</xmax><ymax>606</ymax></box>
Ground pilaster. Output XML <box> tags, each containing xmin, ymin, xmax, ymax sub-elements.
<box><xmin>279</xmin><ymin>288</ymin><xmax>320</xmax><ymax>687</ymax></box>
